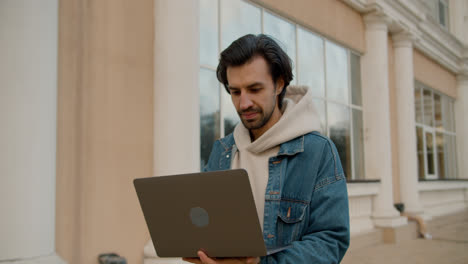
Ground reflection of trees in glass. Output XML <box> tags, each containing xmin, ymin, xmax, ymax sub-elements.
<box><xmin>329</xmin><ymin>124</ymin><xmax>351</xmax><ymax>179</ymax></box>
<box><xmin>200</xmin><ymin>111</ymin><xmax>220</xmax><ymax>169</ymax></box>
<box><xmin>224</xmin><ymin>118</ymin><xmax>239</xmax><ymax>136</ymax></box>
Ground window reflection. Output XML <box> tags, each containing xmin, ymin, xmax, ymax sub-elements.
<box><xmin>415</xmin><ymin>87</ymin><xmax>423</xmax><ymax>124</ymax></box>
<box><xmin>297</xmin><ymin>28</ymin><xmax>324</xmax><ymax>97</ymax></box>
<box><xmin>352</xmin><ymin>109</ymin><xmax>365</xmax><ymax>179</ymax></box>
<box><xmin>434</xmin><ymin>93</ymin><xmax>442</xmax><ymax>129</ymax></box>
<box><xmin>263</xmin><ymin>11</ymin><xmax>297</xmax><ymax>84</ymax></box>
<box><xmin>350</xmin><ymin>53</ymin><xmax>362</xmax><ymax>106</ymax></box>
<box><xmin>200</xmin><ymin>0</ymin><xmax>218</xmax><ymax>67</ymax></box>
<box><xmin>416</xmin><ymin>127</ymin><xmax>425</xmax><ymax>180</ymax></box>
<box><xmin>220</xmin><ymin>0</ymin><xmax>261</xmax><ymax>50</ymax></box>
<box><xmin>312</xmin><ymin>98</ymin><xmax>326</xmax><ymax>134</ymax></box>
<box><xmin>423</xmin><ymin>89</ymin><xmax>433</xmax><ymax>126</ymax></box>
<box><xmin>200</xmin><ymin>68</ymin><xmax>221</xmax><ymax>168</ymax></box>
<box><xmin>328</xmin><ymin>103</ymin><xmax>351</xmax><ymax>178</ymax></box>
<box><xmin>326</xmin><ymin>41</ymin><xmax>349</xmax><ymax>103</ymax></box>
<box><xmin>222</xmin><ymin>88</ymin><xmax>239</xmax><ymax>136</ymax></box>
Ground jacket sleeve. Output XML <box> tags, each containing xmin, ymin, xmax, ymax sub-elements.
<box><xmin>263</xmin><ymin>140</ymin><xmax>350</xmax><ymax>264</ymax></box>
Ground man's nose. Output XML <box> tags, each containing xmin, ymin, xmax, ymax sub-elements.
<box><xmin>239</xmin><ymin>92</ymin><xmax>254</xmax><ymax>110</ymax></box>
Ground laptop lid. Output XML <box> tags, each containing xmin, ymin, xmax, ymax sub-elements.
<box><xmin>133</xmin><ymin>169</ymin><xmax>268</xmax><ymax>258</ymax></box>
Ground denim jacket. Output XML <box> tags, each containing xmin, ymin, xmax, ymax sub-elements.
<box><xmin>203</xmin><ymin>131</ymin><xmax>350</xmax><ymax>264</ymax></box>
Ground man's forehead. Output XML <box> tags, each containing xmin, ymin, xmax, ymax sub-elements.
<box><xmin>226</xmin><ymin>56</ymin><xmax>272</xmax><ymax>87</ymax></box>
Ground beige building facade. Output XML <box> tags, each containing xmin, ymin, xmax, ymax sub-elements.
<box><xmin>1</xmin><ymin>0</ymin><xmax>467</xmax><ymax>264</ymax></box>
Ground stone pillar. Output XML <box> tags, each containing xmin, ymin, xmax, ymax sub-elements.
<box><xmin>0</xmin><ymin>0</ymin><xmax>64</xmax><ymax>263</ymax></box>
<box><xmin>361</xmin><ymin>13</ymin><xmax>407</xmax><ymax>228</ymax></box>
<box><xmin>392</xmin><ymin>32</ymin><xmax>425</xmax><ymax>216</ymax></box>
<box><xmin>455</xmin><ymin>74</ymin><xmax>468</xmax><ymax>179</ymax></box>
<box><xmin>145</xmin><ymin>0</ymin><xmax>200</xmax><ymax>263</ymax></box>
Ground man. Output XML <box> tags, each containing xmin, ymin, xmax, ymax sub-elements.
<box><xmin>184</xmin><ymin>34</ymin><xmax>349</xmax><ymax>264</ymax></box>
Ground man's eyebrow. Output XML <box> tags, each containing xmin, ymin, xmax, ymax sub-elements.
<box><xmin>246</xmin><ymin>82</ymin><xmax>263</xmax><ymax>88</ymax></box>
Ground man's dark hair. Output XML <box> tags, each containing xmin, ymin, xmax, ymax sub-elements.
<box><xmin>216</xmin><ymin>34</ymin><xmax>293</xmax><ymax>109</ymax></box>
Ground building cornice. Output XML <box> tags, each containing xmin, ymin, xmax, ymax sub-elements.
<box><xmin>342</xmin><ymin>0</ymin><xmax>468</xmax><ymax>75</ymax></box>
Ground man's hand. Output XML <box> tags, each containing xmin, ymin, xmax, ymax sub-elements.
<box><xmin>182</xmin><ymin>251</ymin><xmax>260</xmax><ymax>264</ymax></box>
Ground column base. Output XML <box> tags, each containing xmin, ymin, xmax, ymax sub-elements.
<box><xmin>372</xmin><ymin>215</ymin><xmax>408</xmax><ymax>228</ymax></box>
<box><xmin>0</xmin><ymin>253</ymin><xmax>66</xmax><ymax>264</ymax></box>
<box><xmin>144</xmin><ymin>240</ymin><xmax>184</xmax><ymax>264</ymax></box>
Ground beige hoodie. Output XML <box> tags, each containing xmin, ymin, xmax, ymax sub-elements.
<box><xmin>231</xmin><ymin>85</ymin><xmax>322</xmax><ymax>229</ymax></box>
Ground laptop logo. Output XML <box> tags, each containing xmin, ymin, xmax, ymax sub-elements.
<box><xmin>190</xmin><ymin>207</ymin><xmax>209</xmax><ymax>228</ymax></box>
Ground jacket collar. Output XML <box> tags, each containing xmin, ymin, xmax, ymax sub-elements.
<box><xmin>220</xmin><ymin>133</ymin><xmax>305</xmax><ymax>156</ymax></box>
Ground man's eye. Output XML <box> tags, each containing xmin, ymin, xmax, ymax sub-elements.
<box><xmin>231</xmin><ymin>91</ymin><xmax>240</xmax><ymax>95</ymax></box>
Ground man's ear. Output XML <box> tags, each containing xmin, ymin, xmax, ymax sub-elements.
<box><xmin>275</xmin><ymin>78</ymin><xmax>285</xmax><ymax>95</ymax></box>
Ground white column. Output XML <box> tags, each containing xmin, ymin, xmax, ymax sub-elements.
<box><xmin>455</xmin><ymin>74</ymin><xmax>468</xmax><ymax>179</ymax></box>
<box><xmin>361</xmin><ymin>13</ymin><xmax>407</xmax><ymax>228</ymax></box>
<box><xmin>392</xmin><ymin>32</ymin><xmax>425</xmax><ymax>216</ymax></box>
<box><xmin>145</xmin><ymin>0</ymin><xmax>200</xmax><ymax>263</ymax></box>
<box><xmin>0</xmin><ymin>0</ymin><xmax>64</xmax><ymax>263</ymax></box>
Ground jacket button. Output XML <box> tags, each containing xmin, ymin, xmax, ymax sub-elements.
<box><xmin>226</xmin><ymin>155</ymin><xmax>230</xmax><ymax>158</ymax></box>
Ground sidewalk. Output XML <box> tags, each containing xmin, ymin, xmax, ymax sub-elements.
<box><xmin>341</xmin><ymin>210</ymin><xmax>468</xmax><ymax>264</ymax></box>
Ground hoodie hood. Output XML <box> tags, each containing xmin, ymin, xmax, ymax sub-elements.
<box><xmin>233</xmin><ymin>85</ymin><xmax>322</xmax><ymax>154</ymax></box>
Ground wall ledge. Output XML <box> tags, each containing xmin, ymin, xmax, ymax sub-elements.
<box><xmin>348</xmin><ymin>182</ymin><xmax>380</xmax><ymax>197</ymax></box>
<box><xmin>418</xmin><ymin>180</ymin><xmax>468</xmax><ymax>192</ymax></box>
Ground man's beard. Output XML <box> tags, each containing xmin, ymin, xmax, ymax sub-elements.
<box><xmin>238</xmin><ymin>102</ymin><xmax>275</xmax><ymax>130</ymax></box>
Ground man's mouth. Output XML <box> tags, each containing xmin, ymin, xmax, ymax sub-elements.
<box><xmin>242</xmin><ymin>112</ymin><xmax>258</xmax><ymax>120</ymax></box>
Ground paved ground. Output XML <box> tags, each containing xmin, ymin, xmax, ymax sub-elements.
<box><xmin>342</xmin><ymin>211</ymin><xmax>468</xmax><ymax>264</ymax></box>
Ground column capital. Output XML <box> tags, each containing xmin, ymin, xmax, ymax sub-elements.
<box><xmin>392</xmin><ymin>30</ymin><xmax>417</xmax><ymax>49</ymax></box>
<box><xmin>364</xmin><ymin>11</ymin><xmax>392</xmax><ymax>31</ymax></box>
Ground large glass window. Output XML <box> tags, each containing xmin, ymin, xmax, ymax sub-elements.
<box><xmin>199</xmin><ymin>0</ymin><xmax>365</xmax><ymax>180</ymax></box>
<box><xmin>415</xmin><ymin>81</ymin><xmax>458</xmax><ymax>179</ymax></box>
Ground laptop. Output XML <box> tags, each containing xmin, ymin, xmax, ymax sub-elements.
<box><xmin>134</xmin><ymin>169</ymin><xmax>283</xmax><ymax>258</ymax></box>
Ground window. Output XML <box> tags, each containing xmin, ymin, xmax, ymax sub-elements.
<box><xmin>199</xmin><ymin>0</ymin><xmax>365</xmax><ymax>180</ymax></box>
<box><xmin>414</xmin><ymin>81</ymin><xmax>458</xmax><ymax>180</ymax></box>
<box><xmin>426</xmin><ymin>0</ymin><xmax>449</xmax><ymax>28</ymax></box>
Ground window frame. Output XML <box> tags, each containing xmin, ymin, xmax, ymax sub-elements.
<box><xmin>415</xmin><ymin>81</ymin><xmax>457</xmax><ymax>180</ymax></box>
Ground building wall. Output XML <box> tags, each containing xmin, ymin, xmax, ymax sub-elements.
<box><xmin>252</xmin><ymin>0</ymin><xmax>365</xmax><ymax>53</ymax></box>
<box><xmin>413</xmin><ymin>49</ymin><xmax>457</xmax><ymax>98</ymax></box>
<box><xmin>56</xmin><ymin>0</ymin><xmax>154</xmax><ymax>263</ymax></box>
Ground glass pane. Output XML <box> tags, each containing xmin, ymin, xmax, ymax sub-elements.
<box><xmin>423</xmin><ymin>89</ymin><xmax>433</xmax><ymax>127</ymax></box>
<box><xmin>326</xmin><ymin>41</ymin><xmax>349</xmax><ymax>103</ymax></box>
<box><xmin>448</xmin><ymin>99</ymin><xmax>455</xmax><ymax>132</ymax></box>
<box><xmin>445</xmin><ymin>134</ymin><xmax>458</xmax><ymax>179</ymax></box>
<box><xmin>200</xmin><ymin>0</ymin><xmax>218</xmax><ymax>67</ymax></box>
<box><xmin>312</xmin><ymin>98</ymin><xmax>326</xmax><ymax>134</ymax></box>
<box><xmin>350</xmin><ymin>53</ymin><xmax>362</xmax><ymax>106</ymax></box>
<box><xmin>297</xmin><ymin>27</ymin><xmax>324</xmax><ymax>97</ymax></box>
<box><xmin>415</xmin><ymin>87</ymin><xmax>423</xmax><ymax>124</ymax></box>
<box><xmin>438</xmin><ymin>0</ymin><xmax>447</xmax><ymax>27</ymax></box>
<box><xmin>220</xmin><ymin>0</ymin><xmax>261</xmax><ymax>50</ymax></box>
<box><xmin>222</xmin><ymin>88</ymin><xmax>239</xmax><ymax>135</ymax></box>
<box><xmin>434</xmin><ymin>93</ymin><xmax>442</xmax><ymax>129</ymax></box>
<box><xmin>441</xmin><ymin>95</ymin><xmax>450</xmax><ymax>131</ymax></box>
<box><xmin>200</xmin><ymin>68</ymin><xmax>221</xmax><ymax>168</ymax></box>
<box><xmin>352</xmin><ymin>109</ymin><xmax>365</xmax><ymax>179</ymax></box>
<box><xmin>416</xmin><ymin>127</ymin><xmax>425</xmax><ymax>179</ymax></box>
<box><xmin>425</xmin><ymin>132</ymin><xmax>435</xmax><ymax>175</ymax></box>
<box><xmin>436</xmin><ymin>132</ymin><xmax>445</xmax><ymax>179</ymax></box>
<box><xmin>328</xmin><ymin>103</ymin><xmax>351</xmax><ymax>179</ymax></box>
<box><xmin>263</xmin><ymin>11</ymin><xmax>297</xmax><ymax>85</ymax></box>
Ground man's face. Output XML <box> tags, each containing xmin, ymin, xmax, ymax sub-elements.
<box><xmin>226</xmin><ymin>56</ymin><xmax>284</xmax><ymax>134</ymax></box>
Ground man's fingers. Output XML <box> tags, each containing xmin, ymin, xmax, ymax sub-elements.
<box><xmin>197</xmin><ymin>251</ymin><xmax>217</xmax><ymax>264</ymax></box>
<box><xmin>246</xmin><ymin>257</ymin><xmax>260</xmax><ymax>264</ymax></box>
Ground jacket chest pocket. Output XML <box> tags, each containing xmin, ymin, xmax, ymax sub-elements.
<box><xmin>276</xmin><ymin>200</ymin><xmax>308</xmax><ymax>246</ymax></box>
